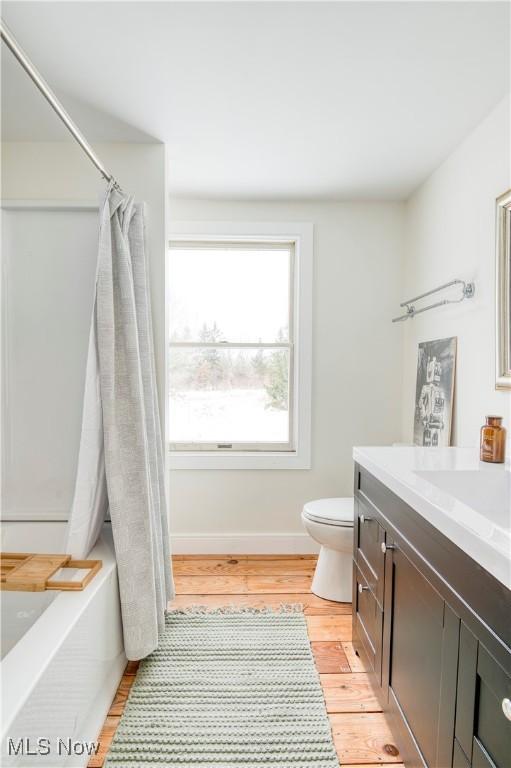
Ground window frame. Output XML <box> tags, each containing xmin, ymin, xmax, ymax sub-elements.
<box><xmin>167</xmin><ymin>221</ymin><xmax>313</xmax><ymax>470</ymax></box>
<box><xmin>168</xmin><ymin>239</ymin><xmax>295</xmax><ymax>453</ymax></box>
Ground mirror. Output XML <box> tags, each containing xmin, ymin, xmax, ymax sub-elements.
<box><xmin>496</xmin><ymin>188</ymin><xmax>511</xmax><ymax>390</ymax></box>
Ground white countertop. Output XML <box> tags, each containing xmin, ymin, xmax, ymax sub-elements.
<box><xmin>353</xmin><ymin>446</ymin><xmax>511</xmax><ymax>590</ymax></box>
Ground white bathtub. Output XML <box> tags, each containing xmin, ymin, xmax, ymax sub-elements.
<box><xmin>1</xmin><ymin>522</ymin><xmax>126</xmax><ymax>767</ymax></box>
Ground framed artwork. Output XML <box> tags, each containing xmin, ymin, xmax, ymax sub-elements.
<box><xmin>414</xmin><ymin>337</ymin><xmax>457</xmax><ymax>447</ymax></box>
<box><xmin>496</xmin><ymin>188</ymin><xmax>511</xmax><ymax>390</ymax></box>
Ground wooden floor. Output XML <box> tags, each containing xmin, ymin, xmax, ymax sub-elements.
<box><xmin>90</xmin><ymin>555</ymin><xmax>403</xmax><ymax>768</ymax></box>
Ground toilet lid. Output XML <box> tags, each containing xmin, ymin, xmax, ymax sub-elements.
<box><xmin>303</xmin><ymin>498</ymin><xmax>354</xmax><ymax>527</ymax></box>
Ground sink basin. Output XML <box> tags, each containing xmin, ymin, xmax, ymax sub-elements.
<box><xmin>415</xmin><ymin>469</ymin><xmax>511</xmax><ymax>530</ymax></box>
<box><xmin>353</xmin><ymin>446</ymin><xmax>511</xmax><ymax>588</ymax></box>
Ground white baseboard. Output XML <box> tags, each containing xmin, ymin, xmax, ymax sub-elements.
<box><xmin>170</xmin><ymin>533</ymin><xmax>320</xmax><ymax>555</ymax></box>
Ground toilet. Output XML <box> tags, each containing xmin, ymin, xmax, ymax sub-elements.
<box><xmin>301</xmin><ymin>497</ymin><xmax>354</xmax><ymax>602</ymax></box>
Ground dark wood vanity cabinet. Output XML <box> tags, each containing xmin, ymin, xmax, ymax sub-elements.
<box><xmin>352</xmin><ymin>464</ymin><xmax>511</xmax><ymax>768</ymax></box>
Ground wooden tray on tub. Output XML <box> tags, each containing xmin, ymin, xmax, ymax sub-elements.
<box><xmin>0</xmin><ymin>552</ymin><xmax>102</xmax><ymax>592</ymax></box>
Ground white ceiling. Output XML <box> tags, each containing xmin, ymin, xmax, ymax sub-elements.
<box><xmin>1</xmin><ymin>1</ymin><xmax>509</xmax><ymax>200</ymax></box>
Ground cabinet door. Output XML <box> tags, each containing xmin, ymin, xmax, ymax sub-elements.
<box><xmin>387</xmin><ymin>544</ymin><xmax>459</xmax><ymax>768</ymax></box>
<box><xmin>456</xmin><ymin>623</ymin><xmax>511</xmax><ymax>768</ymax></box>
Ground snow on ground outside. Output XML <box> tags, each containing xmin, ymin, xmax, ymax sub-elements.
<box><xmin>169</xmin><ymin>389</ymin><xmax>288</xmax><ymax>443</ymax></box>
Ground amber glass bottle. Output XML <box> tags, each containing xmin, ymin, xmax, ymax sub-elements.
<box><xmin>480</xmin><ymin>416</ymin><xmax>506</xmax><ymax>463</ymax></box>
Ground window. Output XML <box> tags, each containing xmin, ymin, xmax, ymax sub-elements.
<box><xmin>167</xmin><ymin>222</ymin><xmax>312</xmax><ymax>469</ymax></box>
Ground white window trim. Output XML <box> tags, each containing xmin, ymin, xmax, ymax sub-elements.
<box><xmin>166</xmin><ymin>221</ymin><xmax>313</xmax><ymax>470</ymax></box>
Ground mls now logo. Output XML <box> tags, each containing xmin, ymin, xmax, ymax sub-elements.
<box><xmin>8</xmin><ymin>738</ymin><xmax>100</xmax><ymax>757</ymax></box>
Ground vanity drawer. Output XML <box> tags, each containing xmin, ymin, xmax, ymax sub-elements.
<box><xmin>355</xmin><ymin>498</ymin><xmax>385</xmax><ymax>606</ymax></box>
<box><xmin>456</xmin><ymin>623</ymin><xmax>511</xmax><ymax>768</ymax></box>
<box><xmin>353</xmin><ymin>563</ymin><xmax>383</xmax><ymax>681</ymax></box>
<box><xmin>472</xmin><ymin>646</ymin><xmax>511</xmax><ymax>768</ymax></box>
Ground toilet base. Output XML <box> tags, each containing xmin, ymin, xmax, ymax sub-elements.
<box><xmin>311</xmin><ymin>545</ymin><xmax>352</xmax><ymax>602</ymax></box>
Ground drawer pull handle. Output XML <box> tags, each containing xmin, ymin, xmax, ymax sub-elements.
<box><xmin>381</xmin><ymin>542</ymin><xmax>395</xmax><ymax>554</ymax></box>
<box><xmin>503</xmin><ymin>698</ymin><xmax>511</xmax><ymax>721</ymax></box>
<box><xmin>358</xmin><ymin>583</ymin><xmax>369</xmax><ymax>594</ymax></box>
<box><xmin>360</xmin><ymin>514</ymin><xmax>372</xmax><ymax>524</ymax></box>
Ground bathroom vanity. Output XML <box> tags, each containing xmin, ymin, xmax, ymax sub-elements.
<box><xmin>352</xmin><ymin>447</ymin><xmax>511</xmax><ymax>768</ymax></box>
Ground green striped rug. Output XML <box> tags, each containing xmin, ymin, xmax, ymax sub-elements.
<box><xmin>105</xmin><ymin>607</ymin><xmax>339</xmax><ymax>767</ymax></box>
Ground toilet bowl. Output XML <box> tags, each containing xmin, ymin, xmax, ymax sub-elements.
<box><xmin>301</xmin><ymin>498</ymin><xmax>354</xmax><ymax>602</ymax></box>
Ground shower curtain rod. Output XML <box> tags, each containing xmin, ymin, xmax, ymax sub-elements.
<box><xmin>0</xmin><ymin>19</ymin><xmax>122</xmax><ymax>191</ymax></box>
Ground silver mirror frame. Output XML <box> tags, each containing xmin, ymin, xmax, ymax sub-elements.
<box><xmin>496</xmin><ymin>188</ymin><xmax>511</xmax><ymax>390</ymax></box>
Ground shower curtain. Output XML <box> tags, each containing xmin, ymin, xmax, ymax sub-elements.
<box><xmin>67</xmin><ymin>183</ymin><xmax>174</xmax><ymax>660</ymax></box>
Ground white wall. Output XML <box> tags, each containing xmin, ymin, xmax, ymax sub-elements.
<box><xmin>401</xmin><ymin>97</ymin><xmax>511</xmax><ymax>446</ymax></box>
<box><xmin>168</xmin><ymin>198</ymin><xmax>405</xmax><ymax>545</ymax></box>
<box><xmin>1</xmin><ymin>141</ymin><xmax>167</xmax><ymax>518</ymax></box>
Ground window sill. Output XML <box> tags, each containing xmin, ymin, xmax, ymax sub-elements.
<box><xmin>168</xmin><ymin>449</ymin><xmax>311</xmax><ymax>470</ymax></box>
